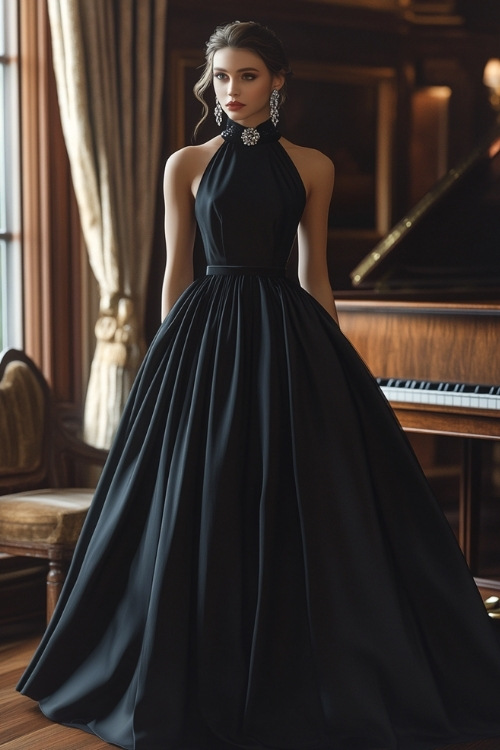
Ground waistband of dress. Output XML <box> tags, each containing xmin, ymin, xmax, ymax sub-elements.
<box><xmin>206</xmin><ymin>265</ymin><xmax>286</xmax><ymax>277</ymax></box>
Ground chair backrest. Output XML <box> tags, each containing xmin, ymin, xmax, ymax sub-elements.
<box><xmin>0</xmin><ymin>349</ymin><xmax>108</xmax><ymax>495</ymax></box>
<box><xmin>0</xmin><ymin>349</ymin><xmax>53</xmax><ymax>493</ymax></box>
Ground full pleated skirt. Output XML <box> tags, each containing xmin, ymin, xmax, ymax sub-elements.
<box><xmin>17</xmin><ymin>275</ymin><xmax>500</xmax><ymax>750</ymax></box>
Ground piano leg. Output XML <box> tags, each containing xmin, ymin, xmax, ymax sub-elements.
<box><xmin>459</xmin><ymin>438</ymin><xmax>481</xmax><ymax>574</ymax></box>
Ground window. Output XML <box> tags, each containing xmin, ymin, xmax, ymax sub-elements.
<box><xmin>0</xmin><ymin>0</ymin><xmax>22</xmax><ymax>350</ymax></box>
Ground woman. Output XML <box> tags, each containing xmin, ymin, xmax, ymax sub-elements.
<box><xmin>18</xmin><ymin>20</ymin><xmax>500</xmax><ymax>750</ymax></box>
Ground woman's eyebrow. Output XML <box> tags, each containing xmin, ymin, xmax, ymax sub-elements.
<box><xmin>213</xmin><ymin>67</ymin><xmax>261</xmax><ymax>73</ymax></box>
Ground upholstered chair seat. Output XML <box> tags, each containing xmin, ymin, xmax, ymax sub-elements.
<box><xmin>0</xmin><ymin>349</ymin><xmax>108</xmax><ymax>623</ymax></box>
<box><xmin>0</xmin><ymin>489</ymin><xmax>93</xmax><ymax>546</ymax></box>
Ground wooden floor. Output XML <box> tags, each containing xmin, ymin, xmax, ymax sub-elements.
<box><xmin>1</xmin><ymin>635</ymin><xmax>110</xmax><ymax>749</ymax></box>
<box><xmin>1</xmin><ymin>634</ymin><xmax>500</xmax><ymax>750</ymax></box>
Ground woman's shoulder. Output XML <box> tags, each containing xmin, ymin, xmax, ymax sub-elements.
<box><xmin>164</xmin><ymin>137</ymin><xmax>223</xmax><ymax>189</ymax></box>
<box><xmin>283</xmin><ymin>140</ymin><xmax>333</xmax><ymax>170</ymax></box>
<box><xmin>168</xmin><ymin>136</ymin><xmax>219</xmax><ymax>159</ymax></box>
<box><xmin>280</xmin><ymin>138</ymin><xmax>334</xmax><ymax>191</ymax></box>
<box><xmin>167</xmin><ymin>136</ymin><xmax>222</xmax><ymax>166</ymax></box>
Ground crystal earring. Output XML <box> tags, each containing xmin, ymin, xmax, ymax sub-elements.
<box><xmin>270</xmin><ymin>89</ymin><xmax>280</xmax><ymax>127</ymax></box>
<box><xmin>214</xmin><ymin>99</ymin><xmax>223</xmax><ymax>127</ymax></box>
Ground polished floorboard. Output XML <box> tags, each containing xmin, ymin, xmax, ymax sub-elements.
<box><xmin>1</xmin><ymin>634</ymin><xmax>499</xmax><ymax>750</ymax></box>
<box><xmin>0</xmin><ymin>635</ymin><xmax>110</xmax><ymax>749</ymax></box>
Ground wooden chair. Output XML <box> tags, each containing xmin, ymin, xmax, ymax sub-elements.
<box><xmin>0</xmin><ymin>348</ymin><xmax>108</xmax><ymax>622</ymax></box>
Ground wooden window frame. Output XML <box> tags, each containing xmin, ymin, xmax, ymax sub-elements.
<box><xmin>19</xmin><ymin>0</ymin><xmax>86</xmax><ymax>419</ymax></box>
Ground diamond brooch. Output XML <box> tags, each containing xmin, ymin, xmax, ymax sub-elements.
<box><xmin>241</xmin><ymin>127</ymin><xmax>260</xmax><ymax>146</ymax></box>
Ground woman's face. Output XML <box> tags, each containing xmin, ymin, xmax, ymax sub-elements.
<box><xmin>212</xmin><ymin>47</ymin><xmax>283</xmax><ymax>128</ymax></box>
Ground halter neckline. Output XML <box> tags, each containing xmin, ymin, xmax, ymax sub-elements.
<box><xmin>221</xmin><ymin>118</ymin><xmax>281</xmax><ymax>146</ymax></box>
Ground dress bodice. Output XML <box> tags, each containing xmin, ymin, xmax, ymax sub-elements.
<box><xmin>195</xmin><ymin>119</ymin><xmax>306</xmax><ymax>269</ymax></box>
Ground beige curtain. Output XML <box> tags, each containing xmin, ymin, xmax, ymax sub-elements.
<box><xmin>47</xmin><ymin>0</ymin><xmax>168</xmax><ymax>447</ymax></box>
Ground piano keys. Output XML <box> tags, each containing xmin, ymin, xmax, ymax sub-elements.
<box><xmin>376</xmin><ymin>378</ymin><xmax>500</xmax><ymax>411</ymax></box>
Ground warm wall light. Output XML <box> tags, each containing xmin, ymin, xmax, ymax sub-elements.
<box><xmin>483</xmin><ymin>58</ymin><xmax>500</xmax><ymax>110</ymax></box>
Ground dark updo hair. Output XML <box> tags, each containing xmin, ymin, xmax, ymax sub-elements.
<box><xmin>193</xmin><ymin>21</ymin><xmax>291</xmax><ymax>138</ymax></box>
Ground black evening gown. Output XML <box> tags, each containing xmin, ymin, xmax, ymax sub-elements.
<box><xmin>17</xmin><ymin>120</ymin><xmax>500</xmax><ymax>750</ymax></box>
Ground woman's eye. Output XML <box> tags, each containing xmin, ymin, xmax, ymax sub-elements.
<box><xmin>213</xmin><ymin>72</ymin><xmax>257</xmax><ymax>81</ymax></box>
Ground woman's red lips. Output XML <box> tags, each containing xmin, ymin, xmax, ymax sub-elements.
<box><xmin>226</xmin><ymin>101</ymin><xmax>245</xmax><ymax>110</ymax></box>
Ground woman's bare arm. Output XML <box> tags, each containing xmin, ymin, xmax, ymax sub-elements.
<box><xmin>295</xmin><ymin>149</ymin><xmax>338</xmax><ymax>323</ymax></box>
<box><xmin>161</xmin><ymin>148</ymin><xmax>197</xmax><ymax>320</ymax></box>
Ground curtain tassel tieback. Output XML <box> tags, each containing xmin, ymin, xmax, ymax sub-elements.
<box><xmin>93</xmin><ymin>296</ymin><xmax>142</xmax><ymax>369</ymax></box>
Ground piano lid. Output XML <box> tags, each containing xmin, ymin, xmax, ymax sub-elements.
<box><xmin>351</xmin><ymin>123</ymin><xmax>500</xmax><ymax>293</ymax></box>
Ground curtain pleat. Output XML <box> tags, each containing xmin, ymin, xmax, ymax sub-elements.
<box><xmin>47</xmin><ymin>0</ymin><xmax>168</xmax><ymax>447</ymax></box>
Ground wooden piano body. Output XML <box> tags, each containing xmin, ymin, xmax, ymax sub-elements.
<box><xmin>336</xmin><ymin>124</ymin><xmax>500</xmax><ymax>595</ymax></box>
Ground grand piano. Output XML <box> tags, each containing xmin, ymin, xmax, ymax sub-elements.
<box><xmin>336</xmin><ymin>123</ymin><xmax>500</xmax><ymax>597</ymax></box>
